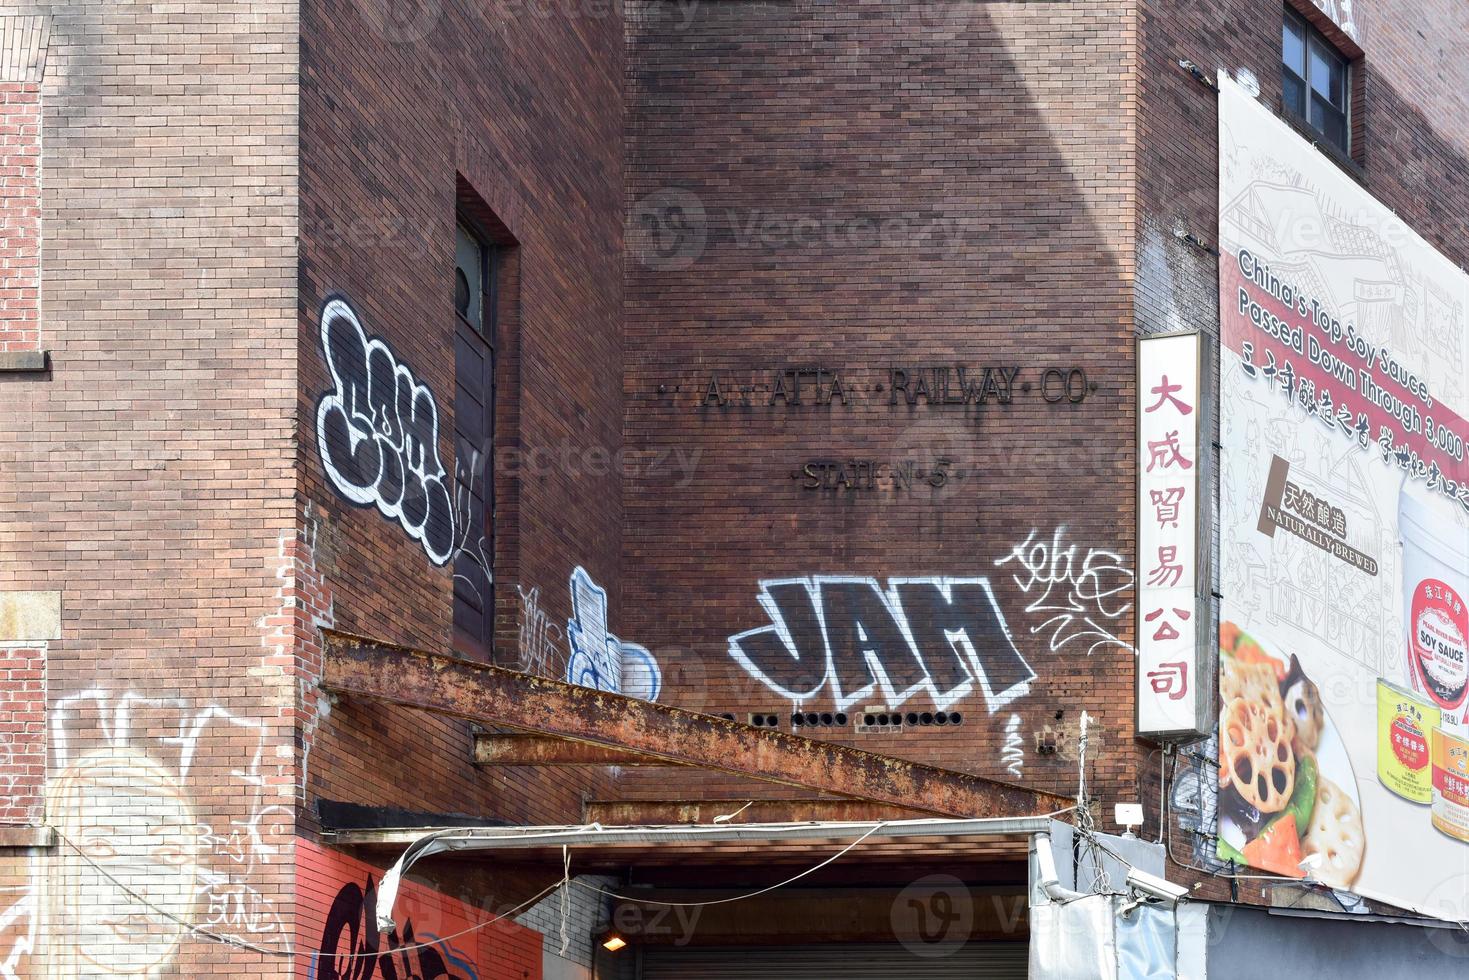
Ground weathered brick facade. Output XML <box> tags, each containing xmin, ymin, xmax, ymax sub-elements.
<box><xmin>0</xmin><ymin>0</ymin><xmax>299</xmax><ymax>973</ymax></box>
<box><xmin>0</xmin><ymin>82</ymin><xmax>40</xmax><ymax>358</ymax></box>
<box><xmin>4</xmin><ymin>0</ymin><xmax>1469</xmax><ymax>974</ymax></box>
<box><xmin>296</xmin><ymin>0</ymin><xmax>627</xmax><ymax>834</ymax></box>
<box><xmin>620</xmin><ymin>0</ymin><xmax>1141</xmax><ymax>811</ymax></box>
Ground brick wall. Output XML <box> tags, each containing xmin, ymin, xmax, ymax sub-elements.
<box><xmin>0</xmin><ymin>646</ymin><xmax>43</xmax><ymax>824</ymax></box>
<box><xmin>0</xmin><ymin>1</ymin><xmax>299</xmax><ymax>975</ymax></box>
<box><xmin>620</xmin><ymin>0</ymin><xmax>1141</xmax><ymax>810</ymax></box>
<box><xmin>0</xmin><ymin>83</ymin><xmax>39</xmax><ymax>356</ymax></box>
<box><xmin>298</xmin><ymin>0</ymin><xmax>627</xmax><ymax>830</ymax></box>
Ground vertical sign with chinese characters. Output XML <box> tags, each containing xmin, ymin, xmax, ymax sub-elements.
<box><xmin>1137</xmin><ymin>332</ymin><xmax>1206</xmax><ymax>738</ymax></box>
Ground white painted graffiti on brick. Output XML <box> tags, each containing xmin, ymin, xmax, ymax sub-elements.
<box><xmin>514</xmin><ymin>583</ymin><xmax>563</xmax><ymax>678</ymax></box>
<box><xmin>566</xmin><ymin>566</ymin><xmax>661</xmax><ymax>701</ymax></box>
<box><xmin>993</xmin><ymin>527</ymin><xmax>1134</xmax><ymax>657</ymax></box>
<box><xmin>728</xmin><ymin>576</ymin><xmax>1035</xmax><ymax>713</ymax></box>
<box><xmin>1001</xmin><ymin>714</ymin><xmax>1025</xmax><ymax>779</ymax></box>
<box><xmin>2</xmin><ymin>691</ymin><xmax>293</xmax><ymax>975</ymax></box>
<box><xmin>316</xmin><ymin>296</ymin><xmax>455</xmax><ymax>565</ymax></box>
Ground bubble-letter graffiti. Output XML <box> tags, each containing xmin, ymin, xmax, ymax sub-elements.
<box><xmin>728</xmin><ymin>576</ymin><xmax>1034</xmax><ymax>713</ymax></box>
<box><xmin>566</xmin><ymin>566</ymin><xmax>661</xmax><ymax>701</ymax></box>
<box><xmin>316</xmin><ymin>296</ymin><xmax>455</xmax><ymax>565</ymax></box>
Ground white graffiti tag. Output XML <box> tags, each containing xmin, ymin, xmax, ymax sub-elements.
<box><xmin>566</xmin><ymin>567</ymin><xmax>662</xmax><ymax>701</ymax></box>
<box><xmin>994</xmin><ymin>527</ymin><xmax>1134</xmax><ymax>656</ymax></box>
<box><xmin>1001</xmin><ymin>714</ymin><xmax>1025</xmax><ymax>779</ymax></box>
<box><xmin>729</xmin><ymin>576</ymin><xmax>1035</xmax><ymax>713</ymax></box>
<box><xmin>316</xmin><ymin>297</ymin><xmax>455</xmax><ymax>565</ymax></box>
<box><xmin>17</xmin><ymin>691</ymin><xmax>294</xmax><ymax>975</ymax></box>
<box><xmin>515</xmin><ymin>583</ymin><xmax>563</xmax><ymax>678</ymax></box>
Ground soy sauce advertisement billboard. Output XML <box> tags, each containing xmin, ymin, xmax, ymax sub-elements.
<box><xmin>1218</xmin><ymin>75</ymin><xmax>1469</xmax><ymax>918</ymax></box>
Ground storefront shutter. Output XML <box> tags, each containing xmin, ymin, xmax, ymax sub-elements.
<box><xmin>639</xmin><ymin>941</ymin><xmax>1028</xmax><ymax>979</ymax></box>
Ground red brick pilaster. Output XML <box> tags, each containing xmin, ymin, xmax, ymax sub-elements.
<box><xmin>0</xmin><ymin>646</ymin><xmax>44</xmax><ymax>824</ymax></box>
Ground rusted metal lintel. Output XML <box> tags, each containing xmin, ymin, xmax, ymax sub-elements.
<box><xmin>321</xmin><ymin>629</ymin><xmax>1071</xmax><ymax>820</ymax></box>
<box><xmin>475</xmin><ymin>733</ymin><xmax>672</xmax><ymax>767</ymax></box>
<box><xmin>583</xmin><ymin>798</ymin><xmax>932</xmax><ymax>825</ymax></box>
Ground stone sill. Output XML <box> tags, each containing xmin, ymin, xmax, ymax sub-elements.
<box><xmin>0</xmin><ymin>350</ymin><xmax>48</xmax><ymax>372</ymax></box>
<box><xmin>0</xmin><ymin>825</ymin><xmax>55</xmax><ymax>849</ymax></box>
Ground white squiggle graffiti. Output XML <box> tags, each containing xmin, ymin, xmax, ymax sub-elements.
<box><xmin>515</xmin><ymin>583</ymin><xmax>563</xmax><ymax>678</ymax></box>
<box><xmin>566</xmin><ymin>566</ymin><xmax>661</xmax><ymax>701</ymax></box>
<box><xmin>24</xmin><ymin>691</ymin><xmax>291</xmax><ymax>974</ymax></box>
<box><xmin>994</xmin><ymin>527</ymin><xmax>1134</xmax><ymax>656</ymax></box>
<box><xmin>1310</xmin><ymin>0</ymin><xmax>1360</xmax><ymax>43</ymax></box>
<box><xmin>1001</xmin><ymin>714</ymin><xmax>1025</xmax><ymax>779</ymax></box>
<box><xmin>451</xmin><ymin>433</ymin><xmax>494</xmax><ymax>611</ymax></box>
<box><xmin>315</xmin><ymin>297</ymin><xmax>455</xmax><ymax>565</ymax></box>
<box><xmin>728</xmin><ymin>576</ymin><xmax>1035</xmax><ymax>713</ymax></box>
<box><xmin>263</xmin><ymin>519</ymin><xmax>335</xmax><ymax>799</ymax></box>
<box><xmin>0</xmin><ymin>884</ymin><xmax>36</xmax><ymax>980</ymax></box>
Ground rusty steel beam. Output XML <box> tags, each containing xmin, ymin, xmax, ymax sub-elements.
<box><xmin>583</xmin><ymin>798</ymin><xmax>934</xmax><ymax>825</ymax></box>
<box><xmin>475</xmin><ymin>733</ymin><xmax>674</xmax><ymax>767</ymax></box>
<box><xmin>320</xmin><ymin>629</ymin><xmax>1072</xmax><ymax>819</ymax></box>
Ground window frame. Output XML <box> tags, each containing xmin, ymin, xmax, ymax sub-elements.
<box><xmin>452</xmin><ymin>217</ymin><xmax>498</xmax><ymax>660</ymax></box>
<box><xmin>1282</xmin><ymin>5</ymin><xmax>1351</xmax><ymax>156</ymax></box>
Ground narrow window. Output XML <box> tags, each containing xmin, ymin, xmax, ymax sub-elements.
<box><xmin>453</xmin><ymin>221</ymin><xmax>496</xmax><ymax>658</ymax></box>
<box><xmin>1283</xmin><ymin>7</ymin><xmax>1350</xmax><ymax>155</ymax></box>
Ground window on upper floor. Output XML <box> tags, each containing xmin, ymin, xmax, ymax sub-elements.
<box><xmin>1283</xmin><ymin>6</ymin><xmax>1350</xmax><ymax>155</ymax></box>
<box><xmin>453</xmin><ymin>220</ymin><xmax>496</xmax><ymax>658</ymax></box>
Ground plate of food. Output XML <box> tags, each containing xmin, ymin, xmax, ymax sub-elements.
<box><xmin>1216</xmin><ymin>621</ymin><xmax>1365</xmax><ymax>889</ymax></box>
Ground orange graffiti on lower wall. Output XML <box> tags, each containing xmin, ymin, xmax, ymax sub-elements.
<box><xmin>296</xmin><ymin>838</ymin><xmax>543</xmax><ymax>980</ymax></box>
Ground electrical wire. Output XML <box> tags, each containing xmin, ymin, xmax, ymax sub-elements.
<box><xmin>568</xmin><ymin>806</ymin><xmax>1077</xmax><ymax>909</ymax></box>
<box><xmin>566</xmin><ymin>821</ymin><xmax>891</xmax><ymax>908</ymax></box>
<box><xmin>52</xmin><ymin>805</ymin><xmax>1078</xmax><ymax>959</ymax></box>
<box><xmin>53</xmin><ymin>830</ymin><xmax>563</xmax><ymax>960</ymax></box>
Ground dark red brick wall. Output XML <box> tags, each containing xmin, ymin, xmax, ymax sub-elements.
<box><xmin>298</xmin><ymin>0</ymin><xmax>626</xmax><ymax>829</ymax></box>
<box><xmin>621</xmin><ymin>0</ymin><xmax>1141</xmax><ymax>810</ymax></box>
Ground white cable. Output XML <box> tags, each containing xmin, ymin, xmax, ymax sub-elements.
<box><xmin>56</xmin><ymin>805</ymin><xmax>1077</xmax><ymax>958</ymax></box>
<box><xmin>569</xmin><ymin>820</ymin><xmax>890</xmax><ymax>908</ymax></box>
<box><xmin>55</xmin><ymin>830</ymin><xmax>561</xmax><ymax>960</ymax></box>
<box><xmin>712</xmin><ymin>801</ymin><xmax>754</xmax><ymax>824</ymax></box>
<box><xmin>559</xmin><ymin>845</ymin><xmax>571</xmax><ymax>954</ymax></box>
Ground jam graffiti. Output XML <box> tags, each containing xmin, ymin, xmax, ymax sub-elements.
<box><xmin>728</xmin><ymin>576</ymin><xmax>1034</xmax><ymax>712</ymax></box>
<box><xmin>316</xmin><ymin>296</ymin><xmax>456</xmax><ymax>566</ymax></box>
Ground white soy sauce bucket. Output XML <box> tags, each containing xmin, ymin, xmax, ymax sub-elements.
<box><xmin>1399</xmin><ymin>482</ymin><xmax>1469</xmax><ymax>728</ymax></box>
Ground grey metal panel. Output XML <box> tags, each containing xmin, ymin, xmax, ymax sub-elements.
<box><xmin>640</xmin><ymin>942</ymin><xmax>1028</xmax><ymax>979</ymax></box>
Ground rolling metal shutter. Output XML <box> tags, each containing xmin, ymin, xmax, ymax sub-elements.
<box><xmin>639</xmin><ymin>942</ymin><xmax>1028</xmax><ymax>979</ymax></box>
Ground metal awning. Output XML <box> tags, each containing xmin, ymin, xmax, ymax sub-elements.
<box><xmin>362</xmin><ymin>815</ymin><xmax>1061</xmax><ymax>929</ymax></box>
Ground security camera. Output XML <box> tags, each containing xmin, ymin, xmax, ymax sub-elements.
<box><xmin>1126</xmin><ymin>867</ymin><xmax>1190</xmax><ymax>904</ymax></box>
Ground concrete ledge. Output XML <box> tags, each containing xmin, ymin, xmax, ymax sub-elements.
<box><xmin>0</xmin><ymin>590</ymin><xmax>60</xmax><ymax>641</ymax></box>
<box><xmin>0</xmin><ymin>825</ymin><xmax>55</xmax><ymax>849</ymax></box>
<box><xmin>0</xmin><ymin>350</ymin><xmax>47</xmax><ymax>373</ymax></box>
